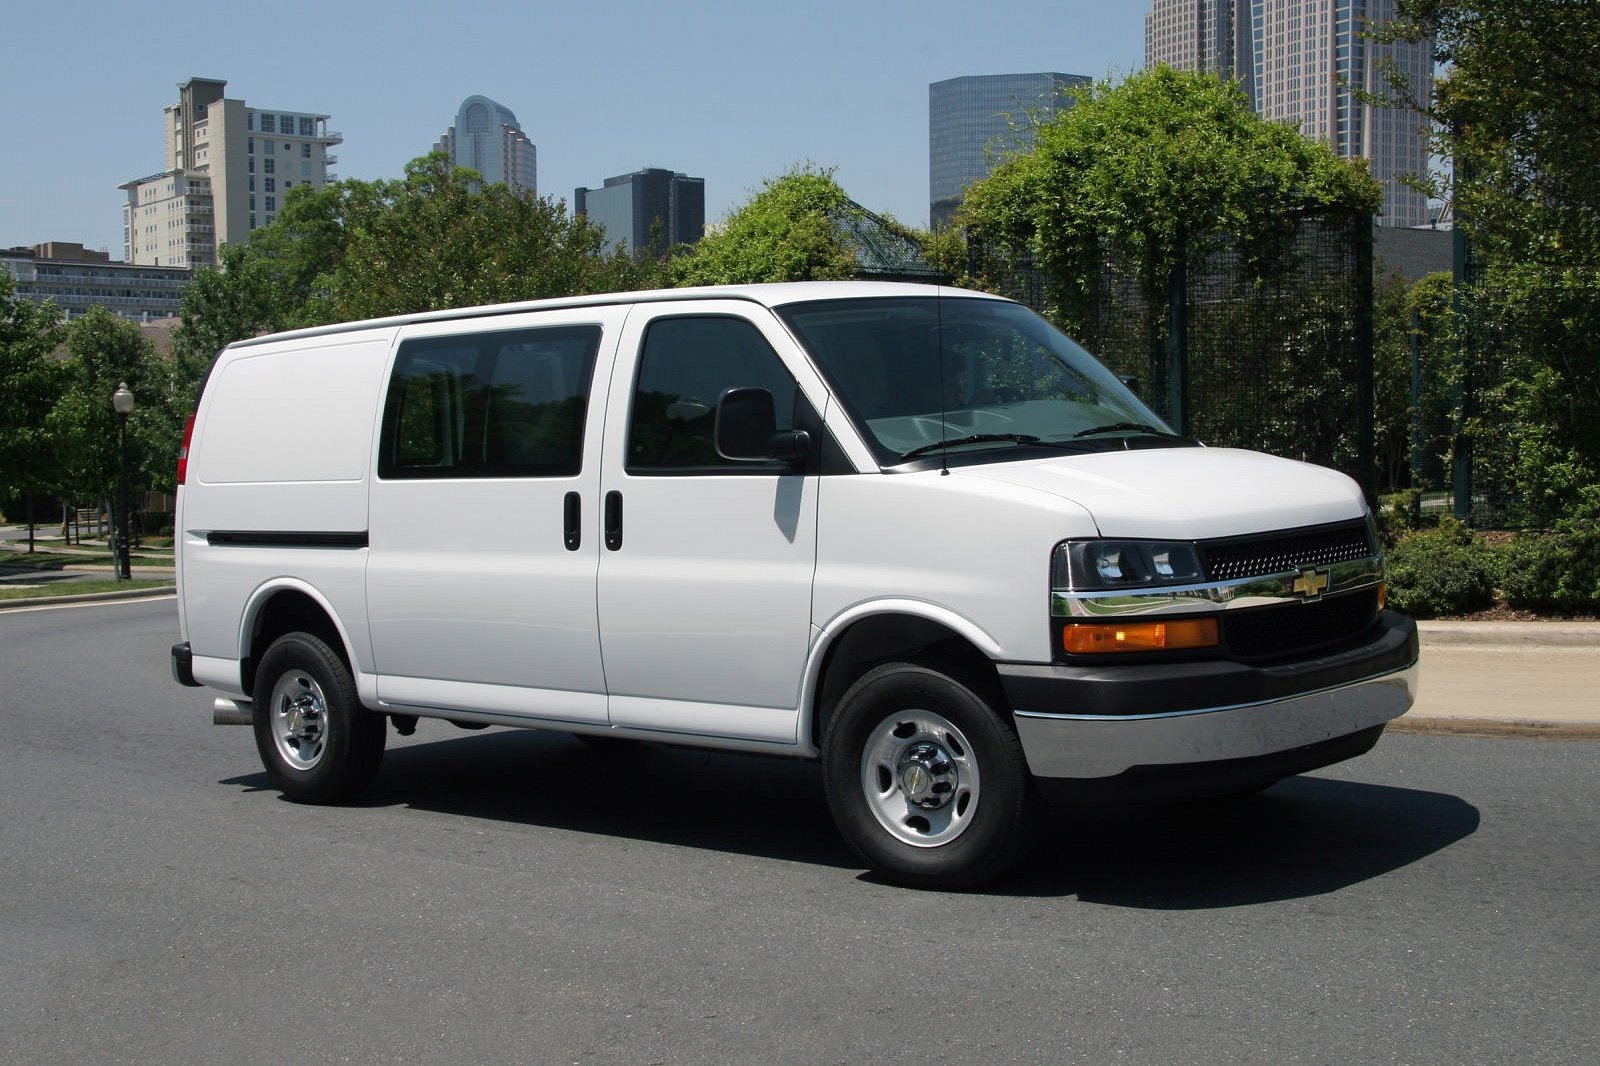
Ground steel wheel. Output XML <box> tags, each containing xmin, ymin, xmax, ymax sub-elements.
<box><xmin>252</xmin><ymin>631</ymin><xmax>385</xmax><ymax>804</ymax></box>
<box><xmin>267</xmin><ymin>669</ymin><xmax>330</xmax><ymax>771</ymax></box>
<box><xmin>860</xmin><ymin>708</ymin><xmax>981</xmax><ymax>847</ymax></box>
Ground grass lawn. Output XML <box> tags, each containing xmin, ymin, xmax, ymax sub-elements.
<box><xmin>0</xmin><ymin>578</ymin><xmax>173</xmax><ymax>601</ymax></box>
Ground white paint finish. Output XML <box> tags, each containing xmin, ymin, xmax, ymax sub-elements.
<box><xmin>193</xmin><ymin>331</ymin><xmax>393</xmax><ymax>485</ymax></box>
<box><xmin>606</xmin><ymin>695</ymin><xmax>798</xmax><ymax>745</ymax></box>
<box><xmin>378</xmin><ymin>675</ymin><xmax>609</xmax><ymax>725</ymax></box>
<box><xmin>962</xmin><ymin>447</ymin><xmax>1368</xmax><ymax>541</ymax></box>
<box><xmin>812</xmin><ymin>471</ymin><xmax>1098</xmax><ymax>664</ymax></box>
<box><xmin>191</xmin><ymin>654</ymin><xmax>243</xmax><ymax>696</ymax></box>
<box><xmin>366</xmin><ymin>306</ymin><xmax>626</xmax><ymax>713</ymax></box>
<box><xmin>596</xmin><ymin>302</ymin><xmax>829</xmax><ymax>727</ymax></box>
<box><xmin>180</xmin><ymin>545</ymin><xmax>372</xmax><ymax>673</ymax></box>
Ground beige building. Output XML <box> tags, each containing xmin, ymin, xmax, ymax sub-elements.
<box><xmin>1145</xmin><ymin>1</ymin><xmax>1433</xmax><ymax>228</ymax></box>
<box><xmin>120</xmin><ymin>77</ymin><xmax>341</xmax><ymax>267</ymax></box>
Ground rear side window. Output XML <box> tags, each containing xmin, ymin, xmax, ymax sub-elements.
<box><xmin>626</xmin><ymin>316</ymin><xmax>798</xmax><ymax>473</ymax></box>
<box><xmin>379</xmin><ymin>324</ymin><xmax>601</xmax><ymax>479</ymax></box>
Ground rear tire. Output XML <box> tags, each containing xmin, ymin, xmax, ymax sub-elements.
<box><xmin>822</xmin><ymin>663</ymin><xmax>1035</xmax><ymax>890</ymax></box>
<box><xmin>252</xmin><ymin>632</ymin><xmax>385</xmax><ymax>803</ymax></box>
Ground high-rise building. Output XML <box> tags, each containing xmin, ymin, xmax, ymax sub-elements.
<box><xmin>1144</xmin><ymin>1</ymin><xmax>1432</xmax><ymax>227</ymax></box>
<box><xmin>118</xmin><ymin>77</ymin><xmax>341</xmax><ymax>268</ymax></box>
<box><xmin>433</xmin><ymin>96</ymin><xmax>537</xmax><ymax>193</ymax></box>
<box><xmin>574</xmin><ymin>168</ymin><xmax>705</xmax><ymax>255</ymax></box>
<box><xmin>928</xmin><ymin>72</ymin><xmax>1090</xmax><ymax>230</ymax></box>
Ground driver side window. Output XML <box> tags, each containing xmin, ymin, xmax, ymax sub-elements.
<box><xmin>626</xmin><ymin>316</ymin><xmax>798</xmax><ymax>473</ymax></box>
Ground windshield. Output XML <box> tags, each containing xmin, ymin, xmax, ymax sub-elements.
<box><xmin>776</xmin><ymin>296</ymin><xmax>1183</xmax><ymax>466</ymax></box>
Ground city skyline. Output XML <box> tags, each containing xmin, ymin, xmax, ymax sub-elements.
<box><xmin>2</xmin><ymin>1</ymin><xmax>1146</xmax><ymax>258</ymax></box>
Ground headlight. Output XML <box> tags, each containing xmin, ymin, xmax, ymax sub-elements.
<box><xmin>1054</xmin><ymin>540</ymin><xmax>1204</xmax><ymax>591</ymax></box>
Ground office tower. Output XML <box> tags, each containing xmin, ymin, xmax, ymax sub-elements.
<box><xmin>0</xmin><ymin>242</ymin><xmax>189</xmax><ymax>321</ymax></box>
<box><xmin>1145</xmin><ymin>1</ymin><xmax>1432</xmax><ymax>227</ymax></box>
<box><xmin>928</xmin><ymin>72</ymin><xmax>1090</xmax><ymax>230</ymax></box>
<box><xmin>573</xmin><ymin>168</ymin><xmax>705</xmax><ymax>254</ymax></box>
<box><xmin>433</xmin><ymin>96</ymin><xmax>538</xmax><ymax>193</ymax></box>
<box><xmin>119</xmin><ymin>77</ymin><xmax>341</xmax><ymax>268</ymax></box>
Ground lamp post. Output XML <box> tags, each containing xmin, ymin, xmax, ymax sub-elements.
<box><xmin>112</xmin><ymin>382</ymin><xmax>135</xmax><ymax>581</ymax></box>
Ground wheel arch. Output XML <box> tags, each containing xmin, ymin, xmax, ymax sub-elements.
<box><xmin>802</xmin><ymin>601</ymin><xmax>1007</xmax><ymax>755</ymax></box>
<box><xmin>237</xmin><ymin>580</ymin><xmax>358</xmax><ymax>699</ymax></box>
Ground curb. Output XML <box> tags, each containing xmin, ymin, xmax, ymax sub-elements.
<box><xmin>0</xmin><ymin>585</ymin><xmax>176</xmax><ymax>610</ymax></box>
<box><xmin>1389</xmin><ymin>716</ymin><xmax>1600</xmax><ymax>741</ymax></box>
<box><xmin>1416</xmin><ymin>620</ymin><xmax>1600</xmax><ymax>647</ymax></box>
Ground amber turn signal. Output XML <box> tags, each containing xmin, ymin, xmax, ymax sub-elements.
<box><xmin>1062</xmin><ymin>617</ymin><xmax>1219</xmax><ymax>654</ymax></box>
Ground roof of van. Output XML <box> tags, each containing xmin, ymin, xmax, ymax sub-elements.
<box><xmin>224</xmin><ymin>281</ymin><xmax>1013</xmax><ymax>350</ymax></box>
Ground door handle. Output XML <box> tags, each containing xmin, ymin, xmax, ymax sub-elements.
<box><xmin>563</xmin><ymin>491</ymin><xmax>581</xmax><ymax>551</ymax></box>
<box><xmin>604</xmin><ymin>491</ymin><xmax>623</xmax><ymax>551</ymax></box>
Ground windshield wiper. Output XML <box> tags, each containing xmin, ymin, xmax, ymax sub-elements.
<box><xmin>1072</xmin><ymin>421</ymin><xmax>1180</xmax><ymax>439</ymax></box>
<box><xmin>900</xmin><ymin>433</ymin><xmax>1042</xmax><ymax>460</ymax></box>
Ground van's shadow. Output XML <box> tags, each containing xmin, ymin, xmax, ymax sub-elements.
<box><xmin>225</xmin><ymin>728</ymin><xmax>1479</xmax><ymax>905</ymax></box>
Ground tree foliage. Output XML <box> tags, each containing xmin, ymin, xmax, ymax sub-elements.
<box><xmin>0</xmin><ymin>275</ymin><xmax>68</xmax><ymax>521</ymax></box>
<box><xmin>173</xmin><ymin>154</ymin><xmax>647</xmax><ymax>370</ymax></box>
<box><xmin>960</xmin><ymin>67</ymin><xmax>1380</xmax><ymax>324</ymax></box>
<box><xmin>1378</xmin><ymin>2</ymin><xmax>1600</xmax><ymax>524</ymax></box>
<box><xmin>670</xmin><ymin>165</ymin><xmax>863</xmax><ymax>286</ymax></box>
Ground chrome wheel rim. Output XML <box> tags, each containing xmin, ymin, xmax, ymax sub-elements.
<box><xmin>268</xmin><ymin>670</ymin><xmax>329</xmax><ymax>771</ymax></box>
<box><xmin>860</xmin><ymin>709</ymin><xmax>980</xmax><ymax>848</ymax></box>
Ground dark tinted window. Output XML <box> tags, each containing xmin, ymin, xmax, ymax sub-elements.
<box><xmin>379</xmin><ymin>324</ymin><xmax>601</xmax><ymax>479</ymax></box>
<box><xmin>626</xmin><ymin>316</ymin><xmax>798</xmax><ymax>473</ymax></box>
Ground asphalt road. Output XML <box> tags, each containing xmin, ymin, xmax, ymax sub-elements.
<box><xmin>2</xmin><ymin>599</ymin><xmax>1597</xmax><ymax>1064</ymax></box>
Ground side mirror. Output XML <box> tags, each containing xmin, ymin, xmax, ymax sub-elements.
<box><xmin>1117</xmin><ymin>374</ymin><xmax>1141</xmax><ymax>396</ymax></box>
<box><xmin>715</xmin><ymin>387</ymin><xmax>810</xmax><ymax>464</ymax></box>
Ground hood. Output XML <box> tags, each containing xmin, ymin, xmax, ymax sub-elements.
<box><xmin>957</xmin><ymin>447</ymin><xmax>1367</xmax><ymax>540</ymax></box>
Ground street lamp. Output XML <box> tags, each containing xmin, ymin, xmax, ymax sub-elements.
<box><xmin>112</xmin><ymin>382</ymin><xmax>135</xmax><ymax>581</ymax></box>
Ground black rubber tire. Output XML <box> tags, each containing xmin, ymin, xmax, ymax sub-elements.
<box><xmin>822</xmin><ymin>662</ymin><xmax>1035</xmax><ymax>890</ymax></box>
<box><xmin>252</xmin><ymin>632</ymin><xmax>385</xmax><ymax>804</ymax></box>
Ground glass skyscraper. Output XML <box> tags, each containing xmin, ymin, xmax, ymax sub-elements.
<box><xmin>433</xmin><ymin>95</ymin><xmax>537</xmax><ymax>194</ymax></box>
<box><xmin>928</xmin><ymin>73</ymin><xmax>1090</xmax><ymax>230</ymax></box>
<box><xmin>1145</xmin><ymin>1</ymin><xmax>1432</xmax><ymax>227</ymax></box>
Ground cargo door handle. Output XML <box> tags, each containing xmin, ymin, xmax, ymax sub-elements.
<box><xmin>563</xmin><ymin>492</ymin><xmax>581</xmax><ymax>551</ymax></box>
<box><xmin>604</xmin><ymin>491</ymin><xmax>623</xmax><ymax>551</ymax></box>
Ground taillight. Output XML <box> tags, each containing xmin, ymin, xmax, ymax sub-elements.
<box><xmin>177</xmin><ymin>413</ymin><xmax>196</xmax><ymax>485</ymax></box>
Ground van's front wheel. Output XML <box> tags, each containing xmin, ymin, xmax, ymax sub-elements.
<box><xmin>822</xmin><ymin>663</ymin><xmax>1034</xmax><ymax>890</ymax></box>
<box><xmin>253</xmin><ymin>633</ymin><xmax>385</xmax><ymax>803</ymax></box>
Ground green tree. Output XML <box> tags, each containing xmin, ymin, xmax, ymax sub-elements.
<box><xmin>1377</xmin><ymin>2</ymin><xmax>1600</xmax><ymax>524</ymax></box>
<box><xmin>172</xmin><ymin>153</ymin><xmax>647</xmax><ymax>370</ymax></box>
<box><xmin>960</xmin><ymin>67</ymin><xmax>1380</xmax><ymax>327</ymax></box>
<box><xmin>0</xmin><ymin>275</ymin><xmax>68</xmax><ymax>546</ymax></box>
<box><xmin>50</xmin><ymin>309</ymin><xmax>164</xmax><ymax>523</ymax></box>
<box><xmin>671</xmin><ymin>165</ymin><xmax>865</xmax><ymax>286</ymax></box>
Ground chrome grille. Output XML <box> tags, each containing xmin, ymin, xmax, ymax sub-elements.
<box><xmin>1201</xmin><ymin>521</ymin><xmax>1374</xmax><ymax>582</ymax></box>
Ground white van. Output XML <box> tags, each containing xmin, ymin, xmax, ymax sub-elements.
<box><xmin>171</xmin><ymin>282</ymin><xmax>1417</xmax><ymax>888</ymax></box>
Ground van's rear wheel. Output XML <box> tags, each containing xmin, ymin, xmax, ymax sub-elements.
<box><xmin>253</xmin><ymin>632</ymin><xmax>384</xmax><ymax>803</ymax></box>
<box><xmin>822</xmin><ymin>663</ymin><xmax>1034</xmax><ymax>890</ymax></box>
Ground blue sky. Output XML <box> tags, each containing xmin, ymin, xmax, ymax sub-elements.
<box><xmin>3</xmin><ymin>1</ymin><xmax>1147</xmax><ymax>256</ymax></box>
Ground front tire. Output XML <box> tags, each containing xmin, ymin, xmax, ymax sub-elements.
<box><xmin>822</xmin><ymin>663</ymin><xmax>1035</xmax><ymax>890</ymax></box>
<box><xmin>253</xmin><ymin>632</ymin><xmax>385</xmax><ymax>804</ymax></box>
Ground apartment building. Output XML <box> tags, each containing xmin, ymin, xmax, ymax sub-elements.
<box><xmin>119</xmin><ymin>77</ymin><xmax>342</xmax><ymax>267</ymax></box>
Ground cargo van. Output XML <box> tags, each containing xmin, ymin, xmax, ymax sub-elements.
<box><xmin>171</xmin><ymin>282</ymin><xmax>1417</xmax><ymax>888</ymax></box>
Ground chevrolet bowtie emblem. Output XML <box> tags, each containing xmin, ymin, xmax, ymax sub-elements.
<box><xmin>1292</xmin><ymin>569</ymin><xmax>1329</xmax><ymax>598</ymax></box>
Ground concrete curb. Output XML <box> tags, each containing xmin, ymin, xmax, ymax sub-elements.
<box><xmin>1389</xmin><ymin>715</ymin><xmax>1600</xmax><ymax>741</ymax></box>
<box><xmin>1416</xmin><ymin>619</ymin><xmax>1600</xmax><ymax>647</ymax></box>
<box><xmin>0</xmin><ymin>585</ymin><xmax>176</xmax><ymax>610</ymax></box>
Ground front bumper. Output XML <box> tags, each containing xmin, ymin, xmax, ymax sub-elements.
<box><xmin>1000</xmin><ymin>610</ymin><xmax>1418</xmax><ymax>785</ymax></box>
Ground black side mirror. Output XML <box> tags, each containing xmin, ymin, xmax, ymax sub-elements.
<box><xmin>1118</xmin><ymin>374</ymin><xmax>1141</xmax><ymax>396</ymax></box>
<box><xmin>715</xmin><ymin>387</ymin><xmax>810</xmax><ymax>464</ymax></box>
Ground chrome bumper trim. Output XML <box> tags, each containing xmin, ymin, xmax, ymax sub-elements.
<box><xmin>1052</xmin><ymin>556</ymin><xmax>1382</xmax><ymax>618</ymax></box>
<box><xmin>1013</xmin><ymin>661</ymin><xmax>1417</xmax><ymax>779</ymax></box>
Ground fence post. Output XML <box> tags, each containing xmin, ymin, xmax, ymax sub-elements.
<box><xmin>1409</xmin><ymin>308</ymin><xmax>1424</xmax><ymax>521</ymax></box>
<box><xmin>1166</xmin><ymin>222</ymin><xmax>1188</xmax><ymax>437</ymax></box>
<box><xmin>1354</xmin><ymin>216</ymin><xmax>1376</xmax><ymax>506</ymax></box>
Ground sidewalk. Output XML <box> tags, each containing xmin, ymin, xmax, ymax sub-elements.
<box><xmin>1399</xmin><ymin>620</ymin><xmax>1600</xmax><ymax>739</ymax></box>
